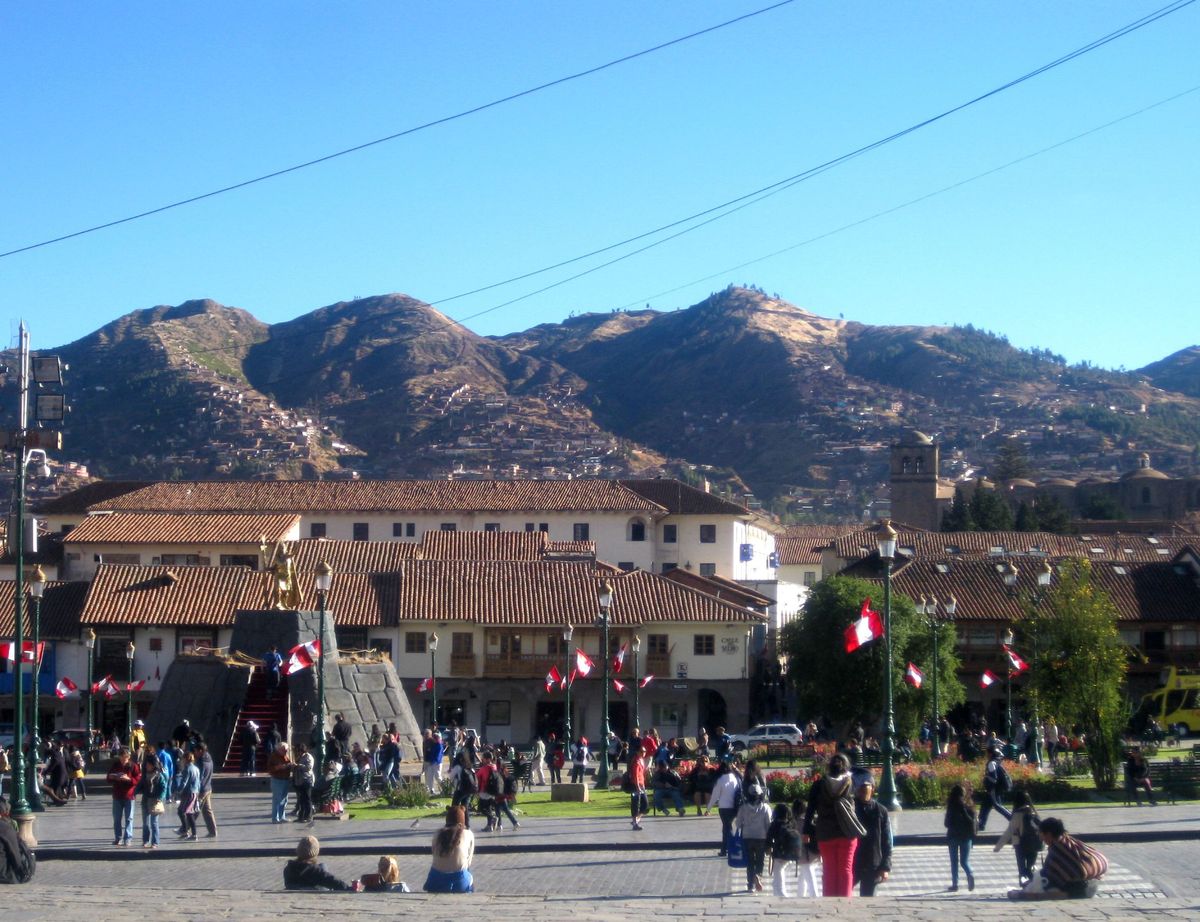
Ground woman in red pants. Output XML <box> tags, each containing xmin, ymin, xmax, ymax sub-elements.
<box><xmin>803</xmin><ymin>753</ymin><xmax>860</xmax><ymax>896</ymax></box>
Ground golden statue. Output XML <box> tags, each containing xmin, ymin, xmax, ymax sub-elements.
<box><xmin>262</xmin><ymin>538</ymin><xmax>303</xmax><ymax>611</ymax></box>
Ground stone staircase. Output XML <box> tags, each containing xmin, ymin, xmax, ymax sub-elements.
<box><xmin>221</xmin><ymin>668</ymin><xmax>288</xmax><ymax>773</ymax></box>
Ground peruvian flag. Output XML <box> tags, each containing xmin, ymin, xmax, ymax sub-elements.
<box><xmin>285</xmin><ymin>640</ymin><xmax>320</xmax><ymax>675</ymax></box>
<box><xmin>103</xmin><ymin>679</ymin><xmax>120</xmax><ymax>699</ymax></box>
<box><xmin>575</xmin><ymin>649</ymin><xmax>594</xmax><ymax>677</ymax></box>
<box><xmin>416</xmin><ymin>677</ymin><xmax>434</xmax><ymax>693</ymax></box>
<box><xmin>639</xmin><ymin>675</ymin><xmax>654</xmax><ymax>688</ymax></box>
<box><xmin>844</xmin><ymin>599</ymin><xmax>884</xmax><ymax>653</ymax></box>
<box><xmin>0</xmin><ymin>640</ymin><xmax>45</xmax><ymax>663</ymax></box>
<box><xmin>612</xmin><ymin>678</ymin><xmax>627</xmax><ymax>694</ymax></box>
<box><xmin>55</xmin><ymin>676</ymin><xmax>79</xmax><ymax>699</ymax></box>
<box><xmin>92</xmin><ymin>675</ymin><xmax>118</xmax><ymax>698</ymax></box>
<box><xmin>127</xmin><ymin>679</ymin><xmax>146</xmax><ymax>693</ymax></box>
<box><xmin>613</xmin><ymin>643</ymin><xmax>627</xmax><ymax>674</ymax></box>
<box><xmin>545</xmin><ymin>665</ymin><xmax>562</xmax><ymax>692</ymax></box>
<box><xmin>904</xmin><ymin>662</ymin><xmax>924</xmax><ymax>688</ymax></box>
<box><xmin>1004</xmin><ymin>646</ymin><xmax>1029</xmax><ymax>673</ymax></box>
<box><xmin>980</xmin><ymin>670</ymin><xmax>999</xmax><ymax>688</ymax></box>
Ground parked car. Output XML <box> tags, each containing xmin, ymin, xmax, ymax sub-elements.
<box><xmin>728</xmin><ymin>723</ymin><xmax>804</xmax><ymax>751</ymax></box>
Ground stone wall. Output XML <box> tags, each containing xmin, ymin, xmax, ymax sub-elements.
<box><xmin>145</xmin><ymin>658</ymin><xmax>252</xmax><ymax>767</ymax></box>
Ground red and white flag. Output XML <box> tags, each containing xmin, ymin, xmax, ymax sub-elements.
<box><xmin>980</xmin><ymin>670</ymin><xmax>999</xmax><ymax>688</ymax></box>
<box><xmin>416</xmin><ymin>677</ymin><xmax>434</xmax><ymax>693</ymax></box>
<box><xmin>1004</xmin><ymin>646</ymin><xmax>1029</xmax><ymax>673</ymax></box>
<box><xmin>575</xmin><ymin>649</ymin><xmax>594</xmax><ymax>677</ymax></box>
<box><xmin>844</xmin><ymin>599</ymin><xmax>884</xmax><ymax>653</ymax></box>
<box><xmin>613</xmin><ymin>643</ymin><xmax>627</xmax><ymax>674</ymax></box>
<box><xmin>127</xmin><ymin>679</ymin><xmax>146</xmax><ymax>693</ymax></box>
<box><xmin>639</xmin><ymin>675</ymin><xmax>654</xmax><ymax>688</ymax></box>
<box><xmin>285</xmin><ymin>639</ymin><xmax>321</xmax><ymax>675</ymax></box>
<box><xmin>104</xmin><ymin>680</ymin><xmax>120</xmax><ymax>700</ymax></box>
<box><xmin>55</xmin><ymin>676</ymin><xmax>79</xmax><ymax>699</ymax></box>
<box><xmin>0</xmin><ymin>640</ymin><xmax>45</xmax><ymax>663</ymax></box>
<box><xmin>612</xmin><ymin>678</ymin><xmax>627</xmax><ymax>694</ymax></box>
<box><xmin>545</xmin><ymin>665</ymin><xmax>562</xmax><ymax>692</ymax></box>
<box><xmin>92</xmin><ymin>675</ymin><xmax>119</xmax><ymax>698</ymax></box>
<box><xmin>568</xmin><ymin>668</ymin><xmax>578</xmax><ymax>688</ymax></box>
<box><xmin>904</xmin><ymin>662</ymin><xmax>924</xmax><ymax>688</ymax></box>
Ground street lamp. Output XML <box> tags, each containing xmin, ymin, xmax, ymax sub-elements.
<box><xmin>1002</xmin><ymin>560</ymin><xmax>1053</xmax><ymax>768</ymax></box>
<box><xmin>631</xmin><ymin>634</ymin><xmax>642</xmax><ymax>733</ymax></box>
<box><xmin>429</xmin><ymin>632</ymin><xmax>440</xmax><ymax>730</ymax></box>
<box><xmin>84</xmin><ymin>628</ymin><xmax>96</xmax><ymax>752</ymax></box>
<box><xmin>596</xmin><ymin>581</ymin><xmax>614</xmax><ymax>788</ymax></box>
<box><xmin>875</xmin><ymin>521</ymin><xmax>901</xmax><ymax>813</ymax></box>
<box><xmin>999</xmin><ymin>562</ymin><xmax>1020</xmax><ymax>745</ymax></box>
<box><xmin>125</xmin><ymin>641</ymin><xmax>136</xmax><ymax>744</ymax></box>
<box><xmin>29</xmin><ymin>567</ymin><xmax>46</xmax><ymax>761</ymax></box>
<box><xmin>917</xmin><ymin>592</ymin><xmax>956</xmax><ymax>758</ymax></box>
<box><xmin>314</xmin><ymin>561</ymin><xmax>333</xmax><ymax>769</ymax></box>
<box><xmin>562</xmin><ymin>622</ymin><xmax>574</xmax><ymax>748</ymax></box>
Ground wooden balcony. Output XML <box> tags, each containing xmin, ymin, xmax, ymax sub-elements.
<box><xmin>646</xmin><ymin>653</ymin><xmax>671</xmax><ymax>677</ymax></box>
<box><xmin>483</xmin><ymin>653</ymin><xmax>562</xmax><ymax>678</ymax></box>
<box><xmin>449</xmin><ymin>653</ymin><xmax>477</xmax><ymax>677</ymax></box>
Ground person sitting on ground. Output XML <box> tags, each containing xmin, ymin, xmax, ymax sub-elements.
<box><xmin>424</xmin><ymin>805</ymin><xmax>475</xmax><ymax>893</ymax></box>
<box><xmin>1008</xmin><ymin>817</ymin><xmax>1108</xmax><ymax>900</ymax></box>
<box><xmin>0</xmin><ymin>796</ymin><xmax>36</xmax><ymax>884</ymax></box>
<box><xmin>283</xmin><ymin>835</ymin><xmax>362</xmax><ymax>891</ymax></box>
<box><xmin>360</xmin><ymin>855</ymin><xmax>411</xmax><ymax>892</ymax></box>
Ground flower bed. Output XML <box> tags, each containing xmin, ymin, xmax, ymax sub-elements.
<box><xmin>894</xmin><ymin>758</ymin><xmax>1090</xmax><ymax>807</ymax></box>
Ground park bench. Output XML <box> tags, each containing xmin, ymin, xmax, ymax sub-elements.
<box><xmin>763</xmin><ymin>742</ymin><xmax>816</xmax><ymax>765</ymax></box>
<box><xmin>1146</xmin><ymin>759</ymin><xmax>1200</xmax><ymax>804</ymax></box>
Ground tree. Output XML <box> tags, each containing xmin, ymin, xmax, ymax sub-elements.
<box><xmin>941</xmin><ymin>487</ymin><xmax>975</xmax><ymax>532</ymax></box>
<box><xmin>1024</xmin><ymin>559</ymin><xmax>1128</xmax><ymax>790</ymax></box>
<box><xmin>969</xmin><ymin>487</ymin><xmax>1014</xmax><ymax>530</ymax></box>
<box><xmin>992</xmin><ymin>438</ymin><xmax>1032</xmax><ymax>482</ymax></box>
<box><xmin>1014</xmin><ymin>501</ymin><xmax>1037</xmax><ymax>532</ymax></box>
<box><xmin>1031</xmin><ymin>494</ymin><xmax>1074</xmax><ymax>534</ymax></box>
<box><xmin>781</xmin><ymin>576</ymin><xmax>963</xmax><ymax>740</ymax></box>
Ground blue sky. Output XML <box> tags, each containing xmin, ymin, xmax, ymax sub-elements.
<box><xmin>2</xmin><ymin>1</ymin><xmax>1197</xmax><ymax>369</ymax></box>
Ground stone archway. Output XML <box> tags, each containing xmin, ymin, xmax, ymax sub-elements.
<box><xmin>698</xmin><ymin>688</ymin><xmax>727</xmax><ymax>735</ymax></box>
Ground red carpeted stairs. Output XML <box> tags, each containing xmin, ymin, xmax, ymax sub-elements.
<box><xmin>221</xmin><ymin>668</ymin><xmax>288</xmax><ymax>773</ymax></box>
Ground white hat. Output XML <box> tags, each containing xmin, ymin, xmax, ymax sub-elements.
<box><xmin>246</xmin><ymin>721</ymin><xmax>258</xmax><ymax>731</ymax></box>
<box><xmin>134</xmin><ymin>719</ymin><xmax>145</xmax><ymax>727</ymax></box>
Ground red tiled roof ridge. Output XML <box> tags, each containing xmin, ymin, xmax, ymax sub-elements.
<box><xmin>63</xmin><ymin>512</ymin><xmax>299</xmax><ymax>545</ymax></box>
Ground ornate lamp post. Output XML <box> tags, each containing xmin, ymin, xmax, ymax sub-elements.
<box><xmin>84</xmin><ymin>628</ymin><xmax>96</xmax><ymax>751</ymax></box>
<box><xmin>631</xmin><ymin>634</ymin><xmax>642</xmax><ymax>733</ymax></box>
<box><xmin>999</xmin><ymin>561</ymin><xmax>1020</xmax><ymax>746</ymax></box>
<box><xmin>1002</xmin><ymin>559</ymin><xmax>1053</xmax><ymax>768</ymax></box>
<box><xmin>875</xmin><ymin>520</ymin><xmax>901</xmax><ymax>813</ymax></box>
<box><xmin>562</xmin><ymin>622</ymin><xmax>574</xmax><ymax>748</ymax></box>
<box><xmin>30</xmin><ymin>567</ymin><xmax>46</xmax><ymax>761</ymax></box>
<box><xmin>917</xmin><ymin>592</ymin><xmax>956</xmax><ymax>758</ymax></box>
<box><xmin>314</xmin><ymin>561</ymin><xmax>332</xmax><ymax>769</ymax></box>
<box><xmin>125</xmin><ymin>641</ymin><xmax>136</xmax><ymax>744</ymax></box>
<box><xmin>596</xmin><ymin>581</ymin><xmax>614</xmax><ymax>788</ymax></box>
<box><xmin>429</xmin><ymin>632</ymin><xmax>440</xmax><ymax>729</ymax></box>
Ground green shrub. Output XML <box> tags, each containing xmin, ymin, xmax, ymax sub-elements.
<box><xmin>897</xmin><ymin>770</ymin><xmax>944</xmax><ymax>808</ymax></box>
<box><xmin>381</xmin><ymin>779</ymin><xmax>435</xmax><ymax>808</ymax></box>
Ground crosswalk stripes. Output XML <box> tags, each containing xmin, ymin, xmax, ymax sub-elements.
<box><xmin>727</xmin><ymin>843</ymin><xmax>1166</xmax><ymax>899</ymax></box>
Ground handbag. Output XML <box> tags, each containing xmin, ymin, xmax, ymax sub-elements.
<box><xmin>150</xmin><ymin>798</ymin><xmax>165</xmax><ymax>815</ymax></box>
<box><xmin>727</xmin><ymin>830</ymin><xmax>748</xmax><ymax>869</ymax></box>
<box><xmin>833</xmin><ymin>794</ymin><xmax>867</xmax><ymax>839</ymax></box>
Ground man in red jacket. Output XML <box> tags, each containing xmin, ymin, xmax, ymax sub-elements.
<box><xmin>106</xmin><ymin>748</ymin><xmax>141</xmax><ymax>846</ymax></box>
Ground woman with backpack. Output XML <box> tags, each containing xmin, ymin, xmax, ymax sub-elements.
<box><xmin>570</xmin><ymin>737</ymin><xmax>589</xmax><ymax>783</ymax></box>
<box><xmin>995</xmin><ymin>789</ymin><xmax>1042</xmax><ymax>886</ymax></box>
<box><xmin>492</xmin><ymin>759</ymin><xmax>521</xmax><ymax>830</ymax></box>
<box><xmin>768</xmin><ymin>803</ymin><xmax>816</xmax><ymax>897</ymax></box>
<box><xmin>943</xmin><ymin>783</ymin><xmax>978</xmax><ymax>892</ymax></box>
<box><xmin>450</xmin><ymin>751</ymin><xmax>477</xmax><ymax>822</ymax></box>
<box><xmin>735</xmin><ymin>781</ymin><xmax>772</xmax><ymax>892</ymax></box>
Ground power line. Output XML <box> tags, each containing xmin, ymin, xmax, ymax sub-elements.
<box><xmin>0</xmin><ymin>0</ymin><xmax>798</xmax><ymax>260</ymax></box>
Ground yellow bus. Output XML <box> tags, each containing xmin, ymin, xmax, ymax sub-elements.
<box><xmin>1137</xmin><ymin>668</ymin><xmax>1200</xmax><ymax>736</ymax></box>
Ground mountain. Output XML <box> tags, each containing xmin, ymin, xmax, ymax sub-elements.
<box><xmin>9</xmin><ymin>286</ymin><xmax>1200</xmax><ymax>510</ymax></box>
<box><xmin>1141</xmin><ymin>347</ymin><xmax>1200</xmax><ymax>398</ymax></box>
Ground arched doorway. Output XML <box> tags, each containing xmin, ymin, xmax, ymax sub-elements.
<box><xmin>698</xmin><ymin>688</ymin><xmax>727</xmax><ymax>734</ymax></box>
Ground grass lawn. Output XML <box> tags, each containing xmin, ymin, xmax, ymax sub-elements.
<box><xmin>348</xmin><ymin>788</ymin><xmax>642</xmax><ymax>822</ymax></box>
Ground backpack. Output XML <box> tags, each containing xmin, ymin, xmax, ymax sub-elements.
<box><xmin>503</xmin><ymin>774</ymin><xmax>517</xmax><ymax>796</ymax></box>
<box><xmin>1019</xmin><ymin>809</ymin><xmax>1043</xmax><ymax>853</ymax></box>
<box><xmin>0</xmin><ymin>826</ymin><xmax>36</xmax><ymax>884</ymax></box>
<box><xmin>485</xmin><ymin>768</ymin><xmax>502</xmax><ymax>797</ymax></box>
<box><xmin>996</xmin><ymin>762</ymin><xmax>1013</xmax><ymax>793</ymax></box>
<box><xmin>621</xmin><ymin>771</ymin><xmax>635</xmax><ymax>793</ymax></box>
<box><xmin>458</xmin><ymin>768</ymin><xmax>478</xmax><ymax>795</ymax></box>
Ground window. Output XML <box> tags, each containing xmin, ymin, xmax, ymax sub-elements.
<box><xmin>693</xmin><ymin>634</ymin><xmax>715</xmax><ymax>656</ymax></box>
<box><xmin>352</xmin><ymin>522</ymin><xmax>369</xmax><ymax>541</ymax></box>
<box><xmin>1119</xmin><ymin>629</ymin><xmax>1141</xmax><ymax>648</ymax></box>
<box><xmin>452</xmin><ymin>632</ymin><xmax>474</xmax><ymax>655</ymax></box>
<box><xmin>393</xmin><ymin>523</ymin><xmax>404</xmax><ymax>538</ymax></box>
<box><xmin>663</xmin><ymin>524</ymin><xmax>677</xmax><ymax>544</ymax></box>
<box><xmin>337</xmin><ymin>628</ymin><xmax>367</xmax><ymax>650</ymax></box>
<box><xmin>219</xmin><ymin>554</ymin><xmax>258</xmax><ymax>569</ymax></box>
<box><xmin>547</xmin><ymin>633</ymin><xmax>566</xmax><ymax>655</ymax></box>
<box><xmin>661</xmin><ymin>562</ymin><xmax>677</xmax><ymax>573</ymax></box>
<box><xmin>484</xmin><ymin>523</ymin><xmax>500</xmax><ymax>533</ymax></box>
<box><xmin>699</xmin><ymin>524</ymin><xmax>716</xmax><ymax>544</ymax></box>
<box><xmin>310</xmin><ymin>522</ymin><xmax>327</xmax><ymax>538</ymax></box>
<box><xmin>525</xmin><ymin>523</ymin><xmax>535</xmax><ymax>532</ymax></box>
<box><xmin>100</xmin><ymin>553</ymin><xmax>140</xmax><ymax>566</ymax></box>
<box><xmin>1171</xmin><ymin>626</ymin><xmax>1200</xmax><ymax>649</ymax></box>
<box><xmin>160</xmin><ymin>554</ymin><xmax>201</xmax><ymax>566</ymax></box>
<box><xmin>178</xmin><ymin>633</ymin><xmax>215</xmax><ymax>655</ymax></box>
<box><xmin>573</xmin><ymin>523</ymin><xmax>590</xmax><ymax>541</ymax></box>
<box><xmin>803</xmin><ymin>571</ymin><xmax>816</xmax><ymax>587</ymax></box>
<box><xmin>440</xmin><ymin>523</ymin><xmax>457</xmax><ymax>532</ymax></box>
<box><xmin>647</xmin><ymin>634</ymin><xmax>669</xmax><ymax>655</ymax></box>
<box><xmin>629</xmin><ymin>520</ymin><xmax>646</xmax><ymax>542</ymax></box>
<box><xmin>371</xmin><ymin>638</ymin><xmax>393</xmax><ymax>659</ymax></box>
<box><xmin>539</xmin><ymin>523</ymin><xmax>549</xmax><ymax>533</ymax></box>
<box><xmin>406</xmin><ymin>523</ymin><xmax>416</xmax><ymax>537</ymax></box>
<box><xmin>618</xmin><ymin>562</ymin><xmax>635</xmax><ymax>572</ymax></box>
<box><xmin>652</xmin><ymin>703</ymin><xmax>686</xmax><ymax>726</ymax></box>
<box><xmin>405</xmin><ymin>632</ymin><xmax>427</xmax><ymax>654</ymax></box>
<box><xmin>961</xmin><ymin>628</ymin><xmax>996</xmax><ymax>648</ymax></box>
<box><xmin>148</xmin><ymin>637</ymin><xmax>163</xmax><ymax>652</ymax></box>
<box><xmin>699</xmin><ymin>563</ymin><xmax>716</xmax><ymax>577</ymax></box>
<box><xmin>486</xmin><ymin>700</ymin><xmax>511</xmax><ymax>725</ymax></box>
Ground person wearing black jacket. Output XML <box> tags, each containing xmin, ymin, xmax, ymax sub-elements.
<box><xmin>852</xmin><ymin>779</ymin><xmax>892</xmax><ymax>896</ymax></box>
<box><xmin>0</xmin><ymin>797</ymin><xmax>35</xmax><ymax>884</ymax></box>
<box><xmin>943</xmin><ymin>784</ymin><xmax>978</xmax><ymax>892</ymax></box>
<box><xmin>283</xmin><ymin>835</ymin><xmax>361</xmax><ymax>891</ymax></box>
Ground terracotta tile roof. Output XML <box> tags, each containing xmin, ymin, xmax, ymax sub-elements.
<box><xmin>63</xmin><ymin>513</ymin><xmax>299</xmax><ymax>546</ymax></box>
<box><xmin>619</xmin><ymin>479</ymin><xmax>748</xmax><ymax>516</ymax></box>
<box><xmin>775</xmin><ymin>536</ymin><xmax>832</xmax><ymax>566</ymax></box>
<box><xmin>834</xmin><ymin>529</ymin><xmax>1199</xmax><ymax>564</ymax></box>
<box><xmin>78</xmin><ymin>561</ymin><xmax>764</xmax><ymax>630</ymax></box>
<box><xmin>782</xmin><ymin>525</ymin><xmax>859</xmax><ymax>539</ymax></box>
<box><xmin>81</xmin><ymin>478</ymin><xmax>662</xmax><ymax>514</ymax></box>
<box><xmin>289</xmin><ymin>540</ymin><xmax>418</xmax><ymax>573</ymax></box>
<box><xmin>0</xmin><ymin>581</ymin><xmax>87</xmax><ymax>638</ymax></box>
<box><xmin>662</xmin><ymin>568</ymin><xmax>772</xmax><ymax>609</ymax></box>
<box><xmin>287</xmin><ymin>532</ymin><xmax>597</xmax><ymax>573</ymax></box>
<box><xmin>35</xmin><ymin>481</ymin><xmax>155</xmax><ymax>516</ymax></box>
<box><xmin>878</xmin><ymin>557</ymin><xmax>1200</xmax><ymax>623</ymax></box>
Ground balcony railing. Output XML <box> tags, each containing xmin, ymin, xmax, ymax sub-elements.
<box><xmin>449</xmin><ymin>653</ymin><xmax>477</xmax><ymax>677</ymax></box>
<box><xmin>483</xmin><ymin>653</ymin><xmax>562</xmax><ymax>678</ymax></box>
<box><xmin>646</xmin><ymin>653</ymin><xmax>671</xmax><ymax>677</ymax></box>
